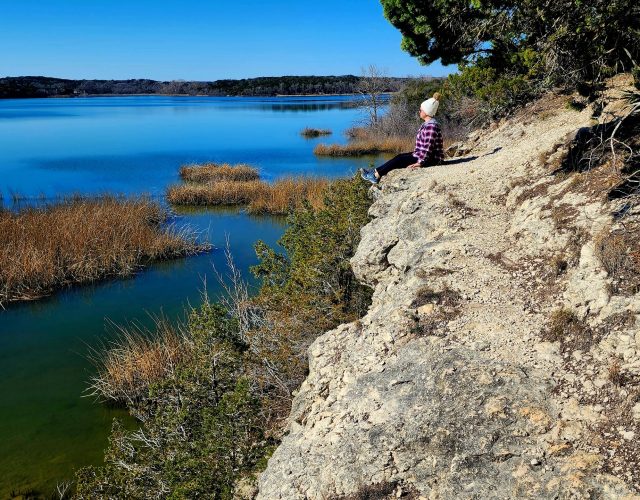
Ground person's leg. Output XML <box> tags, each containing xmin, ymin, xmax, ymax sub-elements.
<box><xmin>375</xmin><ymin>152</ymin><xmax>416</xmax><ymax>178</ymax></box>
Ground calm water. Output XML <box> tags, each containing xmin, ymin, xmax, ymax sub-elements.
<box><xmin>0</xmin><ymin>96</ymin><xmax>377</xmax><ymax>497</ymax></box>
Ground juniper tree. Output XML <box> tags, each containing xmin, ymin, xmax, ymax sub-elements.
<box><xmin>380</xmin><ymin>0</ymin><xmax>640</xmax><ymax>89</ymax></box>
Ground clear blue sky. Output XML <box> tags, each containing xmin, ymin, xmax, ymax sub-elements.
<box><xmin>0</xmin><ymin>0</ymin><xmax>454</xmax><ymax>80</ymax></box>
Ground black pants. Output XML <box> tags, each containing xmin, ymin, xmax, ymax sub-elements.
<box><xmin>375</xmin><ymin>152</ymin><xmax>418</xmax><ymax>177</ymax></box>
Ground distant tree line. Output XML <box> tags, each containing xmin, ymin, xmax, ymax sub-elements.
<box><xmin>0</xmin><ymin>75</ymin><xmax>425</xmax><ymax>98</ymax></box>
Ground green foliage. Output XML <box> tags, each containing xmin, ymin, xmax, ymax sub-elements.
<box><xmin>381</xmin><ymin>0</ymin><xmax>640</xmax><ymax>96</ymax></box>
<box><xmin>391</xmin><ymin>78</ymin><xmax>444</xmax><ymax>114</ymax></box>
<box><xmin>76</xmin><ymin>305</ymin><xmax>266</xmax><ymax>499</ymax></box>
<box><xmin>188</xmin><ymin>301</ymin><xmax>246</xmax><ymax>352</ymax></box>
<box><xmin>252</xmin><ymin>175</ymin><xmax>372</xmax><ymax>325</ymax></box>
<box><xmin>447</xmin><ymin>64</ymin><xmax>534</xmax><ymax>117</ymax></box>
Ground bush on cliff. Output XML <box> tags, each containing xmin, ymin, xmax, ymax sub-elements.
<box><xmin>249</xmin><ymin>175</ymin><xmax>373</xmax><ymax>420</ymax></box>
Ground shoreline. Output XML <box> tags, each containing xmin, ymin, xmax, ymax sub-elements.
<box><xmin>0</xmin><ymin>92</ymin><xmax>394</xmax><ymax>100</ymax></box>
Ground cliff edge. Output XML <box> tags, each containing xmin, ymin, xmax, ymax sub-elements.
<box><xmin>258</xmin><ymin>77</ymin><xmax>640</xmax><ymax>499</ymax></box>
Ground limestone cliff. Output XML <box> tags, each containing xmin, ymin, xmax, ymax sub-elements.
<box><xmin>257</xmin><ymin>79</ymin><xmax>640</xmax><ymax>499</ymax></box>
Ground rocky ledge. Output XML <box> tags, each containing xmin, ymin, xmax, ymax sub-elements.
<box><xmin>257</xmin><ymin>79</ymin><xmax>640</xmax><ymax>499</ymax></box>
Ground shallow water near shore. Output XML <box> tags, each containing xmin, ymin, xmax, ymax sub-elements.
<box><xmin>0</xmin><ymin>95</ymin><xmax>378</xmax><ymax>496</ymax></box>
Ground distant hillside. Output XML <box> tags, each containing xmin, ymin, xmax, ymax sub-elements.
<box><xmin>0</xmin><ymin>75</ymin><xmax>437</xmax><ymax>98</ymax></box>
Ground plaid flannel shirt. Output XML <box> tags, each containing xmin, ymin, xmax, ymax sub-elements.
<box><xmin>413</xmin><ymin>118</ymin><xmax>444</xmax><ymax>165</ymax></box>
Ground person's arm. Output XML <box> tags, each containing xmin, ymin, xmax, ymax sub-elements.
<box><xmin>412</xmin><ymin>124</ymin><xmax>428</xmax><ymax>166</ymax></box>
<box><xmin>409</xmin><ymin>122</ymin><xmax>435</xmax><ymax>170</ymax></box>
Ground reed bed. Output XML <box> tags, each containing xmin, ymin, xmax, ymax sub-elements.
<box><xmin>167</xmin><ymin>177</ymin><xmax>330</xmax><ymax>215</ymax></box>
<box><xmin>179</xmin><ymin>163</ymin><xmax>259</xmax><ymax>183</ymax></box>
<box><xmin>300</xmin><ymin>127</ymin><xmax>332</xmax><ymax>138</ymax></box>
<box><xmin>313</xmin><ymin>137</ymin><xmax>413</xmax><ymax>156</ymax></box>
<box><xmin>167</xmin><ymin>180</ymin><xmax>268</xmax><ymax>206</ymax></box>
<box><xmin>0</xmin><ymin>196</ymin><xmax>207</xmax><ymax>306</ymax></box>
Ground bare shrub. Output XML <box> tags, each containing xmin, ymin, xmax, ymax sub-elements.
<box><xmin>594</xmin><ymin>225</ymin><xmax>640</xmax><ymax>294</ymax></box>
<box><xmin>595</xmin><ymin>230</ymin><xmax>630</xmax><ymax>276</ymax></box>
<box><xmin>357</xmin><ymin>64</ymin><xmax>392</xmax><ymax>126</ymax></box>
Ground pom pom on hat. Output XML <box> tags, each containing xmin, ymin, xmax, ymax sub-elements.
<box><xmin>420</xmin><ymin>92</ymin><xmax>441</xmax><ymax>116</ymax></box>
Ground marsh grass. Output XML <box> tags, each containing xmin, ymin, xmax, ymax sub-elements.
<box><xmin>167</xmin><ymin>179</ymin><xmax>266</xmax><ymax>206</ymax></box>
<box><xmin>314</xmin><ymin>136</ymin><xmax>412</xmax><ymax>156</ymax></box>
<box><xmin>247</xmin><ymin>177</ymin><xmax>329</xmax><ymax>214</ymax></box>
<box><xmin>77</xmin><ymin>177</ymin><xmax>373</xmax><ymax>496</ymax></box>
<box><xmin>168</xmin><ymin>169</ymin><xmax>330</xmax><ymax>215</ymax></box>
<box><xmin>300</xmin><ymin>127</ymin><xmax>332</xmax><ymax>138</ymax></box>
<box><xmin>0</xmin><ymin>195</ymin><xmax>207</xmax><ymax>306</ymax></box>
<box><xmin>179</xmin><ymin>163</ymin><xmax>259</xmax><ymax>183</ymax></box>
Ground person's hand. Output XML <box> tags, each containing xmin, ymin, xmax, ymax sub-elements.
<box><xmin>408</xmin><ymin>163</ymin><xmax>421</xmax><ymax>170</ymax></box>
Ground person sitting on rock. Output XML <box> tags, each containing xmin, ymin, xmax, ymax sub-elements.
<box><xmin>361</xmin><ymin>92</ymin><xmax>444</xmax><ymax>184</ymax></box>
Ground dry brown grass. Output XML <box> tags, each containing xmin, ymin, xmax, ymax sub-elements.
<box><xmin>337</xmin><ymin>481</ymin><xmax>418</xmax><ymax>500</ymax></box>
<box><xmin>300</xmin><ymin>127</ymin><xmax>332</xmax><ymax>138</ymax></box>
<box><xmin>0</xmin><ymin>196</ymin><xmax>206</xmax><ymax>307</ymax></box>
<box><xmin>314</xmin><ymin>137</ymin><xmax>413</xmax><ymax>156</ymax></box>
<box><xmin>179</xmin><ymin>163</ymin><xmax>259</xmax><ymax>183</ymax></box>
<box><xmin>167</xmin><ymin>177</ymin><xmax>330</xmax><ymax>215</ymax></box>
<box><xmin>248</xmin><ymin>177</ymin><xmax>329</xmax><ymax>214</ymax></box>
<box><xmin>167</xmin><ymin>180</ymin><xmax>266</xmax><ymax>206</ymax></box>
<box><xmin>608</xmin><ymin>358</ymin><xmax>624</xmax><ymax>386</ymax></box>
<box><xmin>542</xmin><ymin>308</ymin><xmax>595</xmax><ymax>352</ymax></box>
<box><xmin>594</xmin><ymin>226</ymin><xmax>640</xmax><ymax>294</ymax></box>
<box><xmin>412</xmin><ymin>285</ymin><xmax>461</xmax><ymax>308</ymax></box>
<box><xmin>87</xmin><ymin>318</ymin><xmax>189</xmax><ymax>405</ymax></box>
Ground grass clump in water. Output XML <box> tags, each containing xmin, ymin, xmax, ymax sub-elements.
<box><xmin>300</xmin><ymin>127</ymin><xmax>332</xmax><ymax>138</ymax></box>
<box><xmin>0</xmin><ymin>195</ymin><xmax>208</xmax><ymax>307</ymax></box>
<box><xmin>167</xmin><ymin>179</ymin><xmax>266</xmax><ymax>206</ymax></box>
<box><xmin>168</xmin><ymin>162</ymin><xmax>331</xmax><ymax>215</ymax></box>
<box><xmin>314</xmin><ymin>136</ymin><xmax>412</xmax><ymax>156</ymax></box>
<box><xmin>179</xmin><ymin>162</ymin><xmax>259</xmax><ymax>183</ymax></box>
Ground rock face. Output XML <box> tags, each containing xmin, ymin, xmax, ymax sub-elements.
<box><xmin>257</xmin><ymin>87</ymin><xmax>640</xmax><ymax>499</ymax></box>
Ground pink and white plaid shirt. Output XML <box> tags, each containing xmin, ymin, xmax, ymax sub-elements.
<box><xmin>413</xmin><ymin>118</ymin><xmax>444</xmax><ymax>165</ymax></box>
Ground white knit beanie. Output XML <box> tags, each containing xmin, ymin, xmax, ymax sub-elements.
<box><xmin>420</xmin><ymin>92</ymin><xmax>441</xmax><ymax>116</ymax></box>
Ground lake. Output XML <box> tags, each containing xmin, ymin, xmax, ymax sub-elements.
<box><xmin>0</xmin><ymin>95</ymin><xmax>378</xmax><ymax>497</ymax></box>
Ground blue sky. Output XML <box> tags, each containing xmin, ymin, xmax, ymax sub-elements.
<box><xmin>0</xmin><ymin>0</ymin><xmax>454</xmax><ymax>80</ymax></box>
